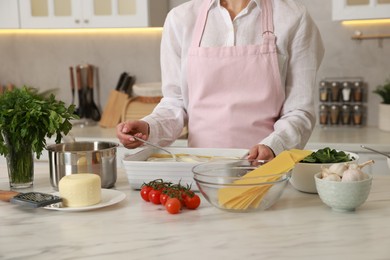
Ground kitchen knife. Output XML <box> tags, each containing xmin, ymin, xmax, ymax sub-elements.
<box><xmin>119</xmin><ymin>75</ymin><xmax>135</xmax><ymax>96</ymax></box>
<box><xmin>0</xmin><ymin>190</ymin><xmax>62</xmax><ymax>208</ymax></box>
<box><xmin>115</xmin><ymin>72</ymin><xmax>129</xmax><ymax>91</ymax></box>
<box><xmin>119</xmin><ymin>75</ymin><xmax>131</xmax><ymax>93</ymax></box>
<box><xmin>125</xmin><ymin>75</ymin><xmax>135</xmax><ymax>96</ymax></box>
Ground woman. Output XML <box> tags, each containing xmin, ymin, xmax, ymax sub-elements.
<box><xmin>117</xmin><ymin>0</ymin><xmax>324</xmax><ymax>160</ymax></box>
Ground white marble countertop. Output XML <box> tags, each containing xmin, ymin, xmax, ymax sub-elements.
<box><xmin>1</xmin><ymin>164</ymin><xmax>390</xmax><ymax>260</ymax></box>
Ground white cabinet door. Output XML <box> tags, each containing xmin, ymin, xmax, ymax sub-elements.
<box><xmin>19</xmin><ymin>0</ymin><xmax>168</xmax><ymax>29</ymax></box>
<box><xmin>83</xmin><ymin>0</ymin><xmax>168</xmax><ymax>28</ymax></box>
<box><xmin>19</xmin><ymin>0</ymin><xmax>82</xmax><ymax>28</ymax></box>
<box><xmin>333</xmin><ymin>0</ymin><xmax>390</xmax><ymax>20</ymax></box>
<box><xmin>0</xmin><ymin>0</ymin><xmax>20</xmax><ymax>28</ymax></box>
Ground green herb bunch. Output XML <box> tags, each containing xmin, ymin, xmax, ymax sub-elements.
<box><xmin>0</xmin><ymin>86</ymin><xmax>78</xmax><ymax>159</ymax></box>
<box><xmin>373</xmin><ymin>79</ymin><xmax>390</xmax><ymax>104</ymax></box>
<box><xmin>301</xmin><ymin>147</ymin><xmax>354</xmax><ymax>163</ymax></box>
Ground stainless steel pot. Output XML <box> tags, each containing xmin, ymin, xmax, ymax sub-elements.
<box><xmin>47</xmin><ymin>141</ymin><xmax>119</xmax><ymax>190</ymax></box>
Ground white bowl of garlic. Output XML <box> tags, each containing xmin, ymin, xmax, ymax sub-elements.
<box><xmin>314</xmin><ymin>160</ymin><xmax>374</xmax><ymax>212</ymax></box>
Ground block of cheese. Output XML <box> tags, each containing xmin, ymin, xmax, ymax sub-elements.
<box><xmin>59</xmin><ymin>173</ymin><xmax>101</xmax><ymax>207</ymax></box>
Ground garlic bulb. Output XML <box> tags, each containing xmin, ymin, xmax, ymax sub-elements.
<box><xmin>328</xmin><ymin>163</ymin><xmax>348</xmax><ymax>177</ymax></box>
<box><xmin>321</xmin><ymin>166</ymin><xmax>332</xmax><ymax>178</ymax></box>
<box><xmin>321</xmin><ymin>160</ymin><xmax>374</xmax><ymax>182</ymax></box>
<box><xmin>323</xmin><ymin>173</ymin><xmax>341</xmax><ymax>182</ymax></box>
<box><xmin>341</xmin><ymin>163</ymin><xmax>367</xmax><ymax>182</ymax></box>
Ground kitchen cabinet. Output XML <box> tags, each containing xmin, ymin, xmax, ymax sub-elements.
<box><xmin>18</xmin><ymin>0</ymin><xmax>168</xmax><ymax>28</ymax></box>
<box><xmin>0</xmin><ymin>0</ymin><xmax>20</xmax><ymax>28</ymax></box>
<box><xmin>332</xmin><ymin>0</ymin><xmax>390</xmax><ymax>20</ymax></box>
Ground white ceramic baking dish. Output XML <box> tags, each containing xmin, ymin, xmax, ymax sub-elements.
<box><xmin>122</xmin><ymin>147</ymin><xmax>248</xmax><ymax>190</ymax></box>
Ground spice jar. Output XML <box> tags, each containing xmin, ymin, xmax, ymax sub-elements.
<box><xmin>353</xmin><ymin>81</ymin><xmax>364</xmax><ymax>102</ymax></box>
<box><xmin>352</xmin><ymin>105</ymin><xmax>363</xmax><ymax>126</ymax></box>
<box><xmin>330</xmin><ymin>104</ymin><xmax>340</xmax><ymax>125</ymax></box>
<box><xmin>330</xmin><ymin>81</ymin><xmax>341</xmax><ymax>102</ymax></box>
<box><xmin>319</xmin><ymin>104</ymin><xmax>329</xmax><ymax>125</ymax></box>
<box><xmin>341</xmin><ymin>81</ymin><xmax>352</xmax><ymax>102</ymax></box>
<box><xmin>341</xmin><ymin>104</ymin><xmax>351</xmax><ymax>125</ymax></box>
<box><xmin>319</xmin><ymin>81</ymin><xmax>329</xmax><ymax>102</ymax></box>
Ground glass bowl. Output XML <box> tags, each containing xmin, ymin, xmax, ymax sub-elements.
<box><xmin>192</xmin><ymin>159</ymin><xmax>291</xmax><ymax>213</ymax></box>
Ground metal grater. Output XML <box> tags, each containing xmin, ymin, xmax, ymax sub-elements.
<box><xmin>10</xmin><ymin>192</ymin><xmax>62</xmax><ymax>208</ymax></box>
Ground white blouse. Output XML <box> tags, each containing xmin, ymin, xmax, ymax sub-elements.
<box><xmin>143</xmin><ymin>0</ymin><xmax>324</xmax><ymax>155</ymax></box>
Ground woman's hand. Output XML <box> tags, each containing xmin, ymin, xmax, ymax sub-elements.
<box><xmin>247</xmin><ymin>144</ymin><xmax>275</xmax><ymax>161</ymax></box>
<box><xmin>116</xmin><ymin>120</ymin><xmax>149</xmax><ymax>149</ymax></box>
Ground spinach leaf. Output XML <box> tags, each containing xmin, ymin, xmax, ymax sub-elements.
<box><xmin>301</xmin><ymin>147</ymin><xmax>354</xmax><ymax>163</ymax></box>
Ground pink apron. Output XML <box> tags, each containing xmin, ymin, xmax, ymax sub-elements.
<box><xmin>187</xmin><ymin>0</ymin><xmax>284</xmax><ymax>149</ymax></box>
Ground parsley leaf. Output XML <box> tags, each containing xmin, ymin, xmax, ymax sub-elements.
<box><xmin>0</xmin><ymin>86</ymin><xmax>79</xmax><ymax>159</ymax></box>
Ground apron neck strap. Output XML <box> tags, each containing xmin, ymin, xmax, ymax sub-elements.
<box><xmin>191</xmin><ymin>0</ymin><xmax>212</xmax><ymax>47</ymax></box>
<box><xmin>260</xmin><ymin>0</ymin><xmax>274</xmax><ymax>37</ymax></box>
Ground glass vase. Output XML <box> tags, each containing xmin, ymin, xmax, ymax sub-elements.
<box><xmin>3</xmin><ymin>134</ymin><xmax>34</xmax><ymax>189</ymax></box>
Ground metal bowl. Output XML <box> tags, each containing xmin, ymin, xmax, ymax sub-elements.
<box><xmin>47</xmin><ymin>141</ymin><xmax>119</xmax><ymax>190</ymax></box>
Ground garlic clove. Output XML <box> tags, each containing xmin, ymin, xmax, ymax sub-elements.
<box><xmin>328</xmin><ymin>163</ymin><xmax>348</xmax><ymax>177</ymax></box>
<box><xmin>321</xmin><ymin>166</ymin><xmax>332</xmax><ymax>178</ymax></box>
<box><xmin>323</xmin><ymin>173</ymin><xmax>341</xmax><ymax>182</ymax></box>
<box><xmin>341</xmin><ymin>163</ymin><xmax>367</xmax><ymax>182</ymax></box>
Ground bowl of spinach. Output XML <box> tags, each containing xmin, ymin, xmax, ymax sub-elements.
<box><xmin>290</xmin><ymin>147</ymin><xmax>358</xmax><ymax>194</ymax></box>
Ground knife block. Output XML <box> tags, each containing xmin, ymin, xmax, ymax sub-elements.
<box><xmin>99</xmin><ymin>90</ymin><xmax>129</xmax><ymax>128</ymax></box>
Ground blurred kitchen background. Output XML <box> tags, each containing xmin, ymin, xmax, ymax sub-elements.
<box><xmin>0</xmin><ymin>0</ymin><xmax>389</xmax><ymax>127</ymax></box>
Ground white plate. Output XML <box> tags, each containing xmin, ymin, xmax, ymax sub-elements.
<box><xmin>44</xmin><ymin>189</ymin><xmax>126</xmax><ymax>212</ymax></box>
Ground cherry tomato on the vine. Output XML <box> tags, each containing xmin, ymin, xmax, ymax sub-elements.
<box><xmin>165</xmin><ymin>198</ymin><xmax>181</xmax><ymax>214</ymax></box>
<box><xmin>140</xmin><ymin>179</ymin><xmax>201</xmax><ymax>214</ymax></box>
<box><xmin>140</xmin><ymin>186</ymin><xmax>153</xmax><ymax>202</ymax></box>
<box><xmin>148</xmin><ymin>189</ymin><xmax>162</xmax><ymax>204</ymax></box>
<box><xmin>184</xmin><ymin>194</ymin><xmax>201</xmax><ymax>209</ymax></box>
<box><xmin>181</xmin><ymin>190</ymin><xmax>194</xmax><ymax>201</ymax></box>
<box><xmin>160</xmin><ymin>193</ymin><xmax>169</xmax><ymax>206</ymax></box>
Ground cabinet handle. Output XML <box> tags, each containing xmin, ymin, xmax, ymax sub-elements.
<box><xmin>84</xmin><ymin>20</ymin><xmax>89</xmax><ymax>24</ymax></box>
<box><xmin>75</xmin><ymin>19</ymin><xmax>80</xmax><ymax>24</ymax></box>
